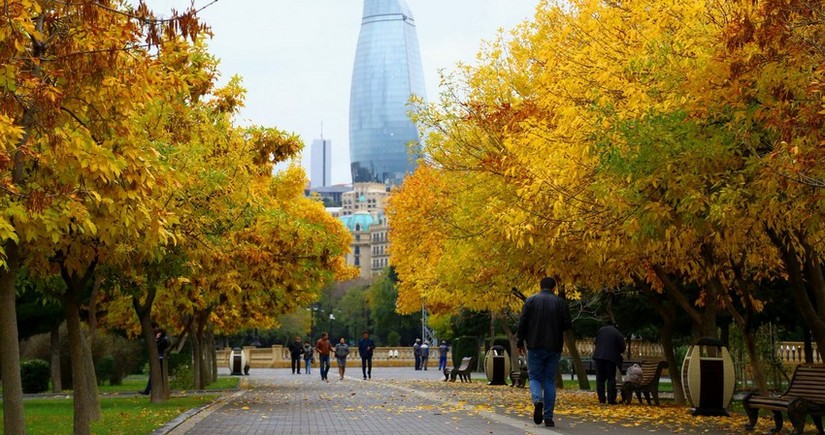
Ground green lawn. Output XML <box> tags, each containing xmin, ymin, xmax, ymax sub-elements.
<box><xmin>2</xmin><ymin>395</ymin><xmax>216</xmax><ymax>435</ymax></box>
<box><xmin>97</xmin><ymin>375</ymin><xmax>239</xmax><ymax>394</ymax></box>
<box><xmin>0</xmin><ymin>376</ymin><xmax>239</xmax><ymax>434</ymax></box>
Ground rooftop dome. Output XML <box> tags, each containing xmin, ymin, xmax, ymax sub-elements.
<box><xmin>340</xmin><ymin>211</ymin><xmax>375</xmax><ymax>232</ymax></box>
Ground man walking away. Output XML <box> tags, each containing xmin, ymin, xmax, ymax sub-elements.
<box><xmin>315</xmin><ymin>332</ymin><xmax>332</xmax><ymax>381</ymax></box>
<box><xmin>288</xmin><ymin>336</ymin><xmax>303</xmax><ymax>374</ymax></box>
<box><xmin>413</xmin><ymin>338</ymin><xmax>422</xmax><ymax>370</ymax></box>
<box><xmin>517</xmin><ymin>277</ymin><xmax>572</xmax><ymax>428</ymax></box>
<box><xmin>420</xmin><ymin>340</ymin><xmax>430</xmax><ymax>370</ymax></box>
<box><xmin>358</xmin><ymin>331</ymin><xmax>375</xmax><ymax>380</ymax></box>
<box><xmin>438</xmin><ymin>341</ymin><xmax>449</xmax><ymax>371</ymax></box>
<box><xmin>592</xmin><ymin>322</ymin><xmax>625</xmax><ymax>404</ymax></box>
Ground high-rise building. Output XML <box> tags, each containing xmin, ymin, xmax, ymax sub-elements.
<box><xmin>310</xmin><ymin>138</ymin><xmax>332</xmax><ymax>188</ymax></box>
<box><xmin>349</xmin><ymin>0</ymin><xmax>426</xmax><ymax>186</ymax></box>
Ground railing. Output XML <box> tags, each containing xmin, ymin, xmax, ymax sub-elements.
<box><xmin>216</xmin><ymin>340</ymin><xmax>822</xmax><ymax>370</ymax></box>
<box><xmin>776</xmin><ymin>341</ymin><xmax>822</xmax><ymax>365</ymax></box>
<box><xmin>216</xmin><ymin>346</ymin><xmax>438</xmax><ymax>369</ymax></box>
<box><xmin>569</xmin><ymin>338</ymin><xmax>665</xmax><ymax>360</ymax></box>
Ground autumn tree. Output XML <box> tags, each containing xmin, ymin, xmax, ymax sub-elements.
<box><xmin>391</xmin><ymin>0</ymin><xmax>825</xmax><ymax>404</ymax></box>
<box><xmin>0</xmin><ymin>1</ymin><xmax>209</xmax><ymax>432</ymax></box>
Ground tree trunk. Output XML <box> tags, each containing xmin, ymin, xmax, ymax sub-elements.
<box><xmin>654</xmin><ymin>266</ymin><xmax>718</xmax><ymax>339</ymax></box>
<box><xmin>565</xmin><ymin>330</ymin><xmax>590</xmax><ymax>390</ymax></box>
<box><xmin>768</xmin><ymin>229</ymin><xmax>825</xmax><ymax>362</ymax></box>
<box><xmin>803</xmin><ymin>328</ymin><xmax>814</xmax><ymax>364</ymax></box>
<box><xmin>191</xmin><ymin>328</ymin><xmax>203</xmax><ymax>390</ymax></box>
<box><xmin>133</xmin><ymin>290</ymin><xmax>165</xmax><ymax>403</ymax></box>
<box><xmin>0</xmin><ymin>242</ymin><xmax>25</xmax><ymax>435</ymax></box>
<box><xmin>499</xmin><ymin>312</ymin><xmax>520</xmax><ymax>374</ymax></box>
<box><xmin>50</xmin><ymin>324</ymin><xmax>62</xmax><ymax>393</ymax></box>
<box><xmin>742</xmin><ymin>326</ymin><xmax>768</xmax><ymax>394</ymax></box>
<box><xmin>63</xmin><ymin>295</ymin><xmax>100</xmax><ymax>435</ymax></box>
<box><xmin>659</xmin><ymin>317</ymin><xmax>686</xmax><ymax>405</ymax></box>
<box><xmin>642</xmin><ymin>281</ymin><xmax>686</xmax><ymax>405</ymax></box>
<box><xmin>207</xmin><ymin>329</ymin><xmax>217</xmax><ymax>384</ymax></box>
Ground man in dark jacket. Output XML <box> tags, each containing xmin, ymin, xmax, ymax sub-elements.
<box><xmin>517</xmin><ymin>277</ymin><xmax>572</xmax><ymax>428</ymax></box>
<box><xmin>358</xmin><ymin>330</ymin><xmax>375</xmax><ymax>380</ymax></box>
<box><xmin>288</xmin><ymin>336</ymin><xmax>304</xmax><ymax>374</ymax></box>
<box><xmin>592</xmin><ymin>322</ymin><xmax>626</xmax><ymax>404</ymax></box>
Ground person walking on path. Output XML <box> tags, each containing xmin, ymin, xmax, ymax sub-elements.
<box><xmin>438</xmin><ymin>341</ymin><xmax>449</xmax><ymax>371</ymax></box>
<box><xmin>140</xmin><ymin>322</ymin><xmax>170</xmax><ymax>395</ymax></box>
<box><xmin>420</xmin><ymin>340</ymin><xmax>430</xmax><ymax>370</ymax></box>
<box><xmin>302</xmin><ymin>340</ymin><xmax>313</xmax><ymax>374</ymax></box>
<box><xmin>517</xmin><ymin>277</ymin><xmax>572</xmax><ymax>428</ymax></box>
<box><xmin>288</xmin><ymin>336</ymin><xmax>304</xmax><ymax>375</ymax></box>
<box><xmin>358</xmin><ymin>331</ymin><xmax>375</xmax><ymax>380</ymax></box>
<box><xmin>592</xmin><ymin>322</ymin><xmax>625</xmax><ymax>405</ymax></box>
<box><xmin>334</xmin><ymin>337</ymin><xmax>350</xmax><ymax>380</ymax></box>
<box><xmin>315</xmin><ymin>332</ymin><xmax>332</xmax><ymax>381</ymax></box>
<box><xmin>413</xmin><ymin>338</ymin><xmax>422</xmax><ymax>370</ymax></box>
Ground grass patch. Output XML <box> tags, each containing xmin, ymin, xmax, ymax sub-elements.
<box><xmin>96</xmin><ymin>375</ymin><xmax>239</xmax><ymax>394</ymax></box>
<box><xmin>3</xmin><ymin>395</ymin><xmax>216</xmax><ymax>435</ymax></box>
<box><xmin>0</xmin><ymin>375</ymin><xmax>238</xmax><ymax>434</ymax></box>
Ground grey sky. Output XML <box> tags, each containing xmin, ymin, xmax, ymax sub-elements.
<box><xmin>148</xmin><ymin>1</ymin><xmax>540</xmax><ymax>184</ymax></box>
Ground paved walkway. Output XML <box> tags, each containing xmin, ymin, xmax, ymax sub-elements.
<box><xmin>157</xmin><ymin>368</ymin><xmax>723</xmax><ymax>435</ymax></box>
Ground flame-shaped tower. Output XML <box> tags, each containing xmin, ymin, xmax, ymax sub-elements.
<box><xmin>349</xmin><ymin>0</ymin><xmax>426</xmax><ymax>185</ymax></box>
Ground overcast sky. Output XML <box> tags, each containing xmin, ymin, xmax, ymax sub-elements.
<box><xmin>147</xmin><ymin>1</ymin><xmax>541</xmax><ymax>184</ymax></box>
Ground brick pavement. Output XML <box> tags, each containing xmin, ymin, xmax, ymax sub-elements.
<box><xmin>157</xmin><ymin>367</ymin><xmax>728</xmax><ymax>435</ymax></box>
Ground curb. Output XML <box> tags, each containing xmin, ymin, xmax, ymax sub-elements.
<box><xmin>153</xmin><ymin>389</ymin><xmax>247</xmax><ymax>435</ymax></box>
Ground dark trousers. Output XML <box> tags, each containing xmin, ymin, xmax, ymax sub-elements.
<box><xmin>361</xmin><ymin>356</ymin><xmax>372</xmax><ymax>378</ymax></box>
<box><xmin>319</xmin><ymin>355</ymin><xmax>331</xmax><ymax>379</ymax></box>
<box><xmin>414</xmin><ymin>355</ymin><xmax>421</xmax><ymax>370</ymax></box>
<box><xmin>291</xmin><ymin>355</ymin><xmax>302</xmax><ymax>373</ymax></box>
<box><xmin>142</xmin><ymin>357</ymin><xmax>164</xmax><ymax>394</ymax></box>
<box><xmin>595</xmin><ymin>358</ymin><xmax>618</xmax><ymax>404</ymax></box>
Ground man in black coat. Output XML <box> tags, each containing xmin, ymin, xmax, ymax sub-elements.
<box><xmin>517</xmin><ymin>277</ymin><xmax>572</xmax><ymax>428</ymax></box>
<box><xmin>592</xmin><ymin>322</ymin><xmax>626</xmax><ymax>404</ymax></box>
<box><xmin>288</xmin><ymin>336</ymin><xmax>304</xmax><ymax>374</ymax></box>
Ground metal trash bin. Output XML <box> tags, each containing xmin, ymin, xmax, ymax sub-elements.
<box><xmin>682</xmin><ymin>337</ymin><xmax>735</xmax><ymax>416</ymax></box>
<box><xmin>229</xmin><ymin>347</ymin><xmax>247</xmax><ymax>376</ymax></box>
<box><xmin>484</xmin><ymin>345</ymin><xmax>510</xmax><ymax>386</ymax></box>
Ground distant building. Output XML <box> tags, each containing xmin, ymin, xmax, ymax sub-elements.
<box><xmin>305</xmin><ymin>184</ymin><xmax>352</xmax><ymax>208</ymax></box>
<box><xmin>349</xmin><ymin>0</ymin><xmax>426</xmax><ymax>186</ymax></box>
<box><xmin>310</xmin><ymin>138</ymin><xmax>332</xmax><ymax>188</ymax></box>
<box><xmin>338</xmin><ymin>183</ymin><xmax>390</xmax><ymax>278</ymax></box>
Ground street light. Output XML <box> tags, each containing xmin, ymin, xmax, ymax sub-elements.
<box><xmin>306</xmin><ymin>305</ymin><xmax>320</xmax><ymax>341</ymax></box>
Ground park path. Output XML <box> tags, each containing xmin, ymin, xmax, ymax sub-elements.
<box><xmin>158</xmin><ymin>367</ymin><xmax>728</xmax><ymax>435</ymax></box>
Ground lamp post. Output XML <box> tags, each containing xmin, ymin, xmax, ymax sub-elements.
<box><xmin>307</xmin><ymin>305</ymin><xmax>320</xmax><ymax>341</ymax></box>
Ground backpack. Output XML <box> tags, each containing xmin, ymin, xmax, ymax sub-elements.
<box><xmin>625</xmin><ymin>363</ymin><xmax>643</xmax><ymax>385</ymax></box>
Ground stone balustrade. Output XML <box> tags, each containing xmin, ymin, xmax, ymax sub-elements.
<box><xmin>216</xmin><ymin>340</ymin><xmax>820</xmax><ymax>370</ymax></box>
<box><xmin>217</xmin><ymin>345</ymin><xmax>432</xmax><ymax>369</ymax></box>
<box><xmin>776</xmin><ymin>341</ymin><xmax>822</xmax><ymax>365</ymax></box>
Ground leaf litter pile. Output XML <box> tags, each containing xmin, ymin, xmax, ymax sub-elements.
<box><xmin>387</xmin><ymin>379</ymin><xmax>752</xmax><ymax>434</ymax></box>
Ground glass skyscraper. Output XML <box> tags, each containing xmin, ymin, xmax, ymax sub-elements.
<box><xmin>349</xmin><ymin>0</ymin><xmax>426</xmax><ymax>185</ymax></box>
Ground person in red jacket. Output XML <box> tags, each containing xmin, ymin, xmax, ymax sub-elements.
<box><xmin>315</xmin><ymin>332</ymin><xmax>332</xmax><ymax>382</ymax></box>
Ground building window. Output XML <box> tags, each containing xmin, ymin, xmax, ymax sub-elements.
<box><xmin>355</xmin><ymin>257</ymin><xmax>360</xmax><ymax>266</ymax></box>
<box><xmin>354</xmin><ymin>246</ymin><xmax>360</xmax><ymax>255</ymax></box>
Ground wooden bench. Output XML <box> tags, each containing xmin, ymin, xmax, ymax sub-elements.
<box><xmin>510</xmin><ymin>369</ymin><xmax>528</xmax><ymax>388</ymax></box>
<box><xmin>620</xmin><ymin>360</ymin><xmax>668</xmax><ymax>405</ymax></box>
<box><xmin>444</xmin><ymin>357</ymin><xmax>474</xmax><ymax>382</ymax></box>
<box><xmin>510</xmin><ymin>355</ymin><xmax>528</xmax><ymax>388</ymax></box>
<box><xmin>744</xmin><ymin>364</ymin><xmax>825</xmax><ymax>435</ymax></box>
